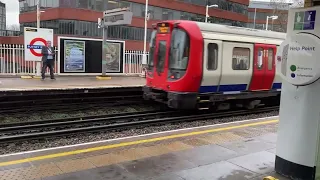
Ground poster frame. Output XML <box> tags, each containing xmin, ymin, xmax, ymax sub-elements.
<box><xmin>63</xmin><ymin>40</ymin><xmax>86</xmax><ymax>73</ymax></box>
<box><xmin>57</xmin><ymin>36</ymin><xmax>125</xmax><ymax>75</ymax></box>
<box><xmin>104</xmin><ymin>41</ymin><xmax>122</xmax><ymax>73</ymax></box>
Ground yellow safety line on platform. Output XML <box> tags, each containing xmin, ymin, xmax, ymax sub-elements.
<box><xmin>0</xmin><ymin>119</ymin><xmax>278</xmax><ymax>167</ymax></box>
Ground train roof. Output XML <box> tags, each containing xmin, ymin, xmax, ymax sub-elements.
<box><xmin>194</xmin><ymin>21</ymin><xmax>286</xmax><ymax>41</ymax></box>
<box><xmin>154</xmin><ymin>20</ymin><xmax>286</xmax><ymax>45</ymax></box>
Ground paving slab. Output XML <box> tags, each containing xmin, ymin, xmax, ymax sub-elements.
<box><xmin>175</xmin><ymin>161</ymin><xmax>258</xmax><ymax>180</ymax></box>
<box><xmin>228</xmin><ymin>151</ymin><xmax>276</xmax><ymax>175</ymax></box>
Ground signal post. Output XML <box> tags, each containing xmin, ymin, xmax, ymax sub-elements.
<box><xmin>97</xmin><ymin>8</ymin><xmax>132</xmax><ymax>79</ymax></box>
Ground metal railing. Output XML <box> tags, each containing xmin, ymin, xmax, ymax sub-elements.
<box><xmin>0</xmin><ymin>44</ymin><xmax>147</xmax><ymax>76</ymax></box>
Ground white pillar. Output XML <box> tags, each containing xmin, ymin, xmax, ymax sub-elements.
<box><xmin>275</xmin><ymin>6</ymin><xmax>320</xmax><ymax>180</ymax></box>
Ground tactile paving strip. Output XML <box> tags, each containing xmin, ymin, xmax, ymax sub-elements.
<box><xmin>231</xmin><ymin>124</ymin><xmax>277</xmax><ymax>138</ymax></box>
<box><xmin>199</xmin><ymin>132</ymin><xmax>245</xmax><ymax>144</ymax></box>
<box><xmin>0</xmin><ymin>168</ymin><xmax>26</xmax><ymax>180</ymax></box>
<box><xmin>55</xmin><ymin>158</ymin><xmax>96</xmax><ymax>174</ymax></box>
<box><xmin>21</xmin><ymin>163</ymin><xmax>63</xmax><ymax>180</ymax></box>
<box><xmin>86</xmin><ymin>153</ymin><xmax>128</xmax><ymax>167</ymax></box>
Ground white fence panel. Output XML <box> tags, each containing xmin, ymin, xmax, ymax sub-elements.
<box><xmin>0</xmin><ymin>44</ymin><xmax>146</xmax><ymax>76</ymax></box>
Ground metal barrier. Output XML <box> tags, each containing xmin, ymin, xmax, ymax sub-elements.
<box><xmin>0</xmin><ymin>44</ymin><xmax>148</xmax><ymax>76</ymax></box>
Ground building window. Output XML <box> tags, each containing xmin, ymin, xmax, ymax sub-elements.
<box><xmin>95</xmin><ymin>0</ymin><xmax>104</xmax><ymax>11</ymax></box>
<box><xmin>19</xmin><ymin>0</ymin><xmax>248</xmax><ymax>21</ymax></box>
<box><xmin>77</xmin><ymin>0</ymin><xmax>88</xmax><ymax>9</ymax></box>
<box><xmin>232</xmin><ymin>47</ymin><xmax>250</xmax><ymax>70</ymax></box>
<box><xmin>20</xmin><ymin>19</ymin><xmax>152</xmax><ymax>41</ymax></box>
<box><xmin>59</xmin><ymin>0</ymin><xmax>76</xmax><ymax>7</ymax></box>
<box><xmin>207</xmin><ymin>43</ymin><xmax>218</xmax><ymax>70</ymax></box>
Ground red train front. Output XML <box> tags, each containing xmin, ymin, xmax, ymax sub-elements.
<box><xmin>143</xmin><ymin>20</ymin><xmax>203</xmax><ymax>109</ymax></box>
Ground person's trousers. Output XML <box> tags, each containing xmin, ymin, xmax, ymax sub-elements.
<box><xmin>41</xmin><ymin>59</ymin><xmax>55</xmax><ymax>79</ymax></box>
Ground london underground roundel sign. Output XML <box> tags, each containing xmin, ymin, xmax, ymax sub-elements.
<box><xmin>24</xmin><ymin>27</ymin><xmax>53</xmax><ymax>61</ymax></box>
<box><xmin>27</xmin><ymin>38</ymin><xmax>47</xmax><ymax>57</ymax></box>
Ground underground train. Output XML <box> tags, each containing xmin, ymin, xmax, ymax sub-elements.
<box><xmin>142</xmin><ymin>20</ymin><xmax>286</xmax><ymax>110</ymax></box>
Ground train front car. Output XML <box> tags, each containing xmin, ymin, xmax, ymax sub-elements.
<box><xmin>143</xmin><ymin>21</ymin><xmax>203</xmax><ymax>109</ymax></box>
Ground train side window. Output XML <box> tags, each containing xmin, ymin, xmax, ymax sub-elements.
<box><xmin>267</xmin><ymin>48</ymin><xmax>274</xmax><ymax>70</ymax></box>
<box><xmin>257</xmin><ymin>48</ymin><xmax>263</xmax><ymax>70</ymax></box>
<box><xmin>232</xmin><ymin>47</ymin><xmax>250</xmax><ymax>70</ymax></box>
<box><xmin>207</xmin><ymin>43</ymin><xmax>218</xmax><ymax>70</ymax></box>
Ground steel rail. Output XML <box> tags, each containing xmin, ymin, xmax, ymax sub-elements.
<box><xmin>0</xmin><ymin>96</ymin><xmax>143</xmax><ymax>114</ymax></box>
<box><xmin>0</xmin><ymin>106</ymin><xmax>279</xmax><ymax>143</ymax></box>
<box><xmin>0</xmin><ymin>110</ymin><xmax>178</xmax><ymax>132</ymax></box>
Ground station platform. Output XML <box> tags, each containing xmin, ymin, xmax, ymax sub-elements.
<box><xmin>0</xmin><ymin>76</ymin><xmax>144</xmax><ymax>91</ymax></box>
<box><xmin>0</xmin><ymin>116</ymin><xmax>287</xmax><ymax>180</ymax></box>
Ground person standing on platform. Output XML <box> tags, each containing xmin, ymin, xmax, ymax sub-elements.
<box><xmin>41</xmin><ymin>40</ymin><xmax>55</xmax><ymax>80</ymax></box>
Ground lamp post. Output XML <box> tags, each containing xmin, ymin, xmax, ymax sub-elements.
<box><xmin>35</xmin><ymin>0</ymin><xmax>45</xmax><ymax>77</ymax></box>
<box><xmin>266</xmin><ymin>15</ymin><xmax>278</xmax><ymax>30</ymax></box>
<box><xmin>141</xmin><ymin>0</ymin><xmax>149</xmax><ymax>77</ymax></box>
<box><xmin>253</xmin><ymin>8</ymin><xmax>257</xmax><ymax>29</ymax></box>
<box><xmin>205</xmin><ymin>4</ymin><xmax>218</xmax><ymax>23</ymax></box>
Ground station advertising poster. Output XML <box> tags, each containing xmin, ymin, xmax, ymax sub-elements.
<box><xmin>104</xmin><ymin>41</ymin><xmax>121</xmax><ymax>72</ymax></box>
<box><xmin>63</xmin><ymin>40</ymin><xmax>86</xmax><ymax>72</ymax></box>
<box><xmin>24</xmin><ymin>27</ymin><xmax>54</xmax><ymax>61</ymax></box>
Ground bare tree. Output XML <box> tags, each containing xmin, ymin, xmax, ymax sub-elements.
<box><xmin>269</xmin><ymin>0</ymin><xmax>304</xmax><ymax>32</ymax></box>
<box><xmin>6</xmin><ymin>24</ymin><xmax>20</xmax><ymax>31</ymax></box>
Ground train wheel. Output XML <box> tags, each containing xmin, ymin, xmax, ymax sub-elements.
<box><xmin>245</xmin><ymin>100</ymin><xmax>261</xmax><ymax>110</ymax></box>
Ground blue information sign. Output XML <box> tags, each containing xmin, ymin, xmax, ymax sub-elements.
<box><xmin>294</xmin><ymin>10</ymin><xmax>316</xmax><ymax>31</ymax></box>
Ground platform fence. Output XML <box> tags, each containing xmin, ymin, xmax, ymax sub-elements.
<box><xmin>0</xmin><ymin>44</ymin><xmax>147</xmax><ymax>76</ymax></box>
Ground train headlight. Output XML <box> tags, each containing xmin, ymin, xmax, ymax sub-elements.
<box><xmin>168</xmin><ymin>70</ymin><xmax>185</xmax><ymax>81</ymax></box>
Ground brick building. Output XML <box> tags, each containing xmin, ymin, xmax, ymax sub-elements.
<box><xmin>1</xmin><ymin>0</ymin><xmax>249</xmax><ymax>50</ymax></box>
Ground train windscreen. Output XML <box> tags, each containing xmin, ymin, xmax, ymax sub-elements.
<box><xmin>156</xmin><ymin>41</ymin><xmax>167</xmax><ymax>74</ymax></box>
<box><xmin>147</xmin><ymin>30</ymin><xmax>157</xmax><ymax>70</ymax></box>
<box><xmin>169</xmin><ymin>28</ymin><xmax>190</xmax><ymax>71</ymax></box>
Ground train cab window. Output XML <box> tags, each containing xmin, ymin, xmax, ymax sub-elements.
<box><xmin>267</xmin><ymin>48</ymin><xmax>274</xmax><ymax>70</ymax></box>
<box><xmin>147</xmin><ymin>30</ymin><xmax>157</xmax><ymax>69</ymax></box>
<box><xmin>257</xmin><ymin>48</ymin><xmax>263</xmax><ymax>70</ymax></box>
<box><xmin>207</xmin><ymin>43</ymin><xmax>218</xmax><ymax>70</ymax></box>
<box><xmin>156</xmin><ymin>41</ymin><xmax>167</xmax><ymax>73</ymax></box>
<box><xmin>232</xmin><ymin>47</ymin><xmax>250</xmax><ymax>70</ymax></box>
<box><xmin>169</xmin><ymin>28</ymin><xmax>190</xmax><ymax>70</ymax></box>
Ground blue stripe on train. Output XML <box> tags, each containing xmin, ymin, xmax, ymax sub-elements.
<box><xmin>272</xmin><ymin>83</ymin><xmax>282</xmax><ymax>90</ymax></box>
<box><xmin>199</xmin><ymin>83</ymin><xmax>282</xmax><ymax>93</ymax></box>
<box><xmin>199</xmin><ymin>84</ymin><xmax>247</xmax><ymax>93</ymax></box>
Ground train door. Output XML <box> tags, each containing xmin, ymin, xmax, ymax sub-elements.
<box><xmin>153</xmin><ymin>35</ymin><xmax>170</xmax><ymax>89</ymax></box>
<box><xmin>249</xmin><ymin>44</ymin><xmax>276</xmax><ymax>91</ymax></box>
<box><xmin>199</xmin><ymin>40</ymin><xmax>222</xmax><ymax>93</ymax></box>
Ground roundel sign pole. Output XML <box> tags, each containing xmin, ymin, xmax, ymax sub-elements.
<box><xmin>24</xmin><ymin>27</ymin><xmax>53</xmax><ymax>76</ymax></box>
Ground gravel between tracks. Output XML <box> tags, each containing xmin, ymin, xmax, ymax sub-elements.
<box><xmin>0</xmin><ymin>104</ymin><xmax>162</xmax><ymax>124</ymax></box>
<box><xmin>0</xmin><ymin>110</ymin><xmax>279</xmax><ymax>155</ymax></box>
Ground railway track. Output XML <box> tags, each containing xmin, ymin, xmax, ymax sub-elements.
<box><xmin>0</xmin><ymin>87</ymin><xmax>143</xmax><ymax>114</ymax></box>
<box><xmin>0</xmin><ymin>95</ymin><xmax>143</xmax><ymax>114</ymax></box>
<box><xmin>0</xmin><ymin>106</ymin><xmax>279</xmax><ymax>143</ymax></box>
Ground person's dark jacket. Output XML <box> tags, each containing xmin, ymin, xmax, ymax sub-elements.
<box><xmin>41</xmin><ymin>46</ymin><xmax>55</xmax><ymax>62</ymax></box>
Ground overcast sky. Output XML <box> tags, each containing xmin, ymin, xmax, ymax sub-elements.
<box><xmin>2</xmin><ymin>0</ymin><xmax>19</xmax><ymax>27</ymax></box>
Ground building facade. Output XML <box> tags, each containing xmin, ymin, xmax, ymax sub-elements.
<box><xmin>247</xmin><ymin>0</ymin><xmax>289</xmax><ymax>32</ymax></box>
<box><xmin>0</xmin><ymin>1</ymin><xmax>5</xmax><ymax>30</ymax></box>
<box><xmin>3</xmin><ymin>0</ymin><xmax>250</xmax><ymax>50</ymax></box>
